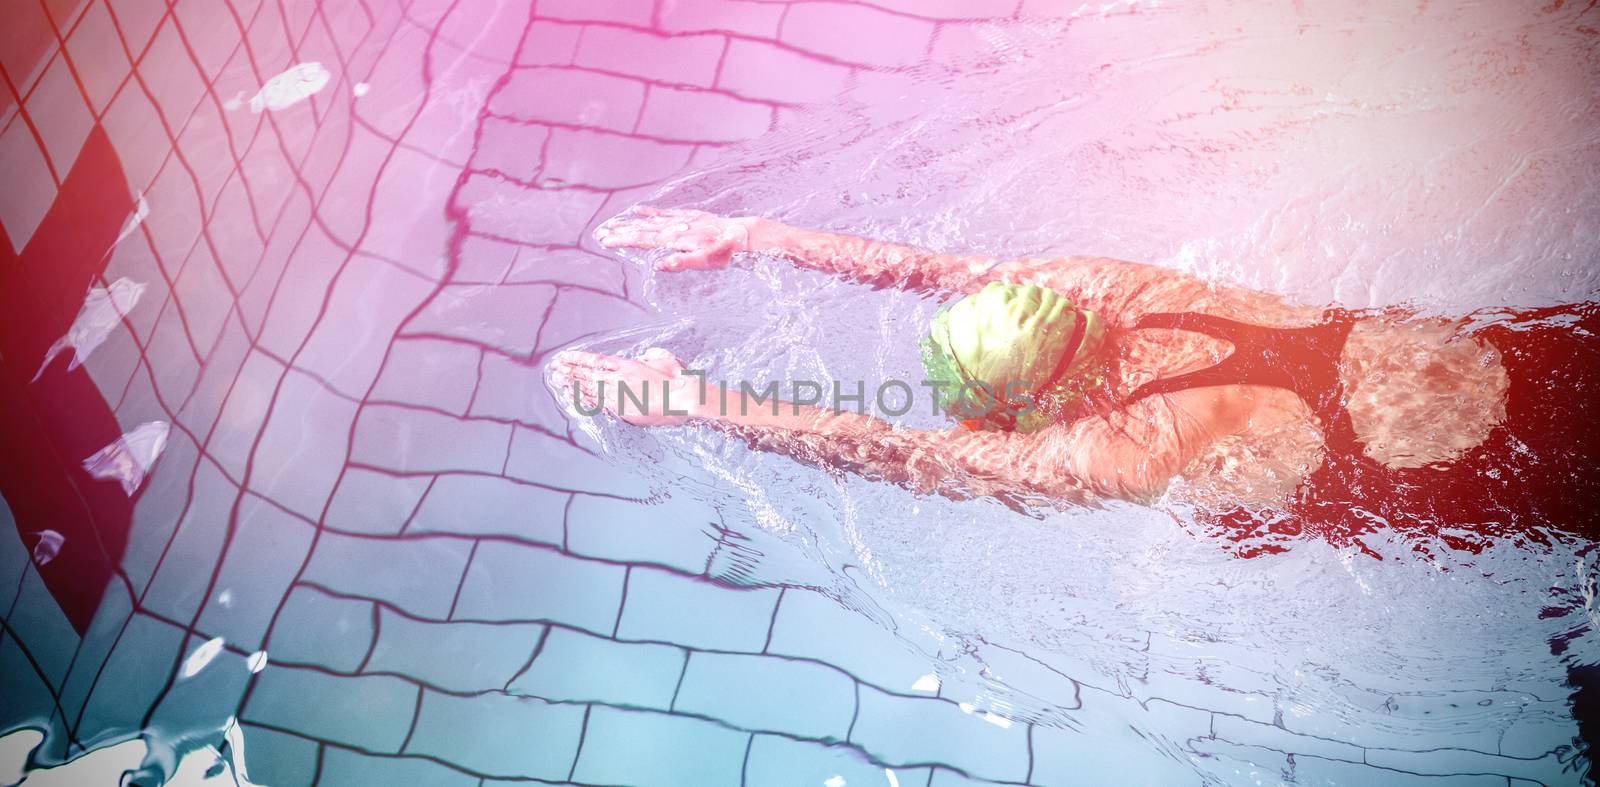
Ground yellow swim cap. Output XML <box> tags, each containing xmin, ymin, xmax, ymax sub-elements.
<box><xmin>920</xmin><ymin>282</ymin><xmax>1107</xmax><ymax>432</ymax></box>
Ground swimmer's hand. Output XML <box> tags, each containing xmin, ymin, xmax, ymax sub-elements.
<box><xmin>551</xmin><ymin>348</ymin><xmax>709</xmax><ymax>427</ymax></box>
<box><xmin>595</xmin><ymin>205</ymin><xmax>755</xmax><ymax>272</ymax></box>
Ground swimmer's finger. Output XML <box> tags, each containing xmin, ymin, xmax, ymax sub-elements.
<box><xmin>658</xmin><ymin>238</ymin><xmax>738</xmax><ymax>272</ymax></box>
<box><xmin>552</xmin><ymin>350</ymin><xmax>622</xmax><ymax>376</ymax></box>
<box><xmin>634</xmin><ymin>205</ymin><xmax>708</xmax><ymax>221</ymax></box>
<box><xmin>639</xmin><ymin>347</ymin><xmax>684</xmax><ymax>374</ymax></box>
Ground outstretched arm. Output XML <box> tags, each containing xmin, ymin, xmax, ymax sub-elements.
<box><xmin>597</xmin><ymin>206</ymin><xmax>994</xmax><ymax>294</ymax></box>
<box><xmin>597</xmin><ymin>207</ymin><xmax>1318</xmax><ymax>325</ymax></box>
<box><xmin>551</xmin><ymin>349</ymin><xmax>1255</xmax><ymax>507</ymax></box>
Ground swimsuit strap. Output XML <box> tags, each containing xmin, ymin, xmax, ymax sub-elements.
<box><xmin>1123</xmin><ymin>309</ymin><xmax>1358</xmax><ymax>428</ymax></box>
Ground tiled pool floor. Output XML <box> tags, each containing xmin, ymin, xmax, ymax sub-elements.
<box><xmin>0</xmin><ymin>0</ymin><xmax>1585</xmax><ymax>785</ymax></box>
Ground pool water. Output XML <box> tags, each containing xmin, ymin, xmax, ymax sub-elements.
<box><xmin>1</xmin><ymin>0</ymin><xmax>1597</xmax><ymax>785</ymax></box>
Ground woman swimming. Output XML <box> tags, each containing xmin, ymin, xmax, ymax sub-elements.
<box><xmin>555</xmin><ymin>206</ymin><xmax>1600</xmax><ymax>553</ymax></box>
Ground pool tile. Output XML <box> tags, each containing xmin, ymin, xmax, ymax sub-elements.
<box><xmin>406</xmin><ymin>283</ymin><xmax>553</xmax><ymax>357</ymax></box>
<box><xmin>145</xmin><ymin>309</ymin><xmax>203</xmax><ymax>404</ymax></box>
<box><xmin>508</xmin><ymin>626</ymin><xmax>685</xmax><ymax>711</ymax></box>
<box><xmin>238</xmin><ymin>723</ymin><xmax>319</xmax><ymax>787</ymax></box>
<box><xmin>539</xmin><ymin>128</ymin><xmax>696</xmax><ymax>190</ymax></box>
<box><xmin>77</xmin><ymin>613</ymin><xmax>187</xmax><ymax>736</ymax></box>
<box><xmin>1364</xmin><ymin>746</ymin><xmax>1565</xmax><ymax>783</ymax></box>
<box><xmin>778</xmin><ymin>2</ymin><xmax>936</xmax><ymax>69</ymax></box>
<box><xmin>243</xmin><ymin>665</ymin><xmax>419</xmax><ymax>753</ymax></box>
<box><xmin>324</xmin><ymin>468</ymin><xmax>433</xmax><ymax>535</ymax></box>
<box><xmin>675</xmin><ymin>651</ymin><xmax>857</xmax><ymax>741</ymax></box>
<box><xmin>0</xmin><ymin>500</ymin><xmax>25</xmax><ymax>612</ymax></box>
<box><xmin>147</xmin><ymin>633</ymin><xmax>253</xmax><ymax>735</ymax></box>
<box><xmin>469</xmin><ymin>352</ymin><xmax>571</xmax><ymax>434</ymax></box>
<box><xmin>850</xmin><ymin>686</ymin><xmax>1030</xmax><ymax>784</ymax></box>
<box><xmin>253</xmin><ymin>226</ymin><xmax>346</xmax><ymax>360</ymax></box>
<box><xmin>451</xmin><ymin>540</ymin><xmax>625</xmax><ymax>633</ymax></box>
<box><xmin>105</xmin><ymin>0</ymin><xmax>166</xmax><ymax>60</ymax></box>
<box><xmin>1031</xmin><ymin>712</ymin><xmax>1203</xmax><ymax>786</ymax></box>
<box><xmin>1211</xmin><ymin>714</ymin><xmax>1364</xmax><ymax>763</ymax></box>
<box><xmin>98</xmin><ymin>80</ymin><xmax>170</xmax><ymax>194</ymax></box>
<box><xmin>471</xmin><ymin>118</ymin><xmax>549</xmax><ymax>184</ymax></box>
<box><xmin>248</xmin><ymin>369</ymin><xmax>358</xmax><ymax>519</ymax></box>
<box><xmin>302</xmin><ymin>532</ymin><xmax>474</xmax><ymax>619</ymax></box>
<box><xmin>319</xmin><ymin>748</ymin><xmax>478</xmax><ymax>787</ymax></box>
<box><xmin>657</xmin><ymin>0</ymin><xmax>785</xmax><ymax>38</ymax></box>
<box><xmin>0</xmin><ymin>646</ymin><xmax>60</xmax><ymax>740</ymax></box>
<box><xmin>745</xmin><ymin>735</ymin><xmax>935</xmax><ymax>787</ymax></box>
<box><xmin>141</xmin><ymin>461</ymin><xmax>237</xmax><ymax>624</ymax></box>
<box><xmin>532</xmin><ymin>288</ymin><xmax>649</xmax><ymax>356</ymax></box>
<box><xmin>170</xmin><ymin>0</ymin><xmax>237</xmax><ymax>77</ymax></box>
<box><xmin>614</xmin><ymin>567</ymin><xmax>779</xmax><ymax>652</ymax></box>
<box><xmin>969</xmin><ymin>642</ymin><xmax>1083</xmax><ymax>714</ymax></box>
<box><xmin>1291</xmin><ymin>754</ymin><xmax>1509</xmax><ymax>787</ymax></box>
<box><xmin>208</xmin><ymin>349</ymin><xmax>286</xmax><ymax>481</ymax></box>
<box><xmin>4</xmin><ymin>564</ymin><xmax>78</xmax><ymax>690</ymax></box>
<box><xmin>0</xmin><ymin>119</ymin><xmax>57</xmax><ymax>254</ymax></box>
<box><xmin>573</xmin><ymin>28</ymin><xmax>726</xmax><ymax>88</ymax></box>
<box><xmin>491</xmin><ymin>68</ymin><xmax>646</xmax><ymax>133</ymax></box>
<box><xmin>350</xmin><ymin>404</ymin><xmax>512</xmax><ymax>476</ymax></box>
<box><xmin>505</xmin><ymin>425</ymin><xmax>653</xmax><ymax>498</ymax></box>
<box><xmin>194</xmin><ymin>494</ymin><xmax>316</xmax><ymax>651</ymax></box>
<box><xmin>516</xmin><ymin>21</ymin><xmax>583</xmax><ymax>67</ymax></box>
<box><xmin>457</xmin><ymin>174</ymin><xmax>611</xmax><ymax>245</ymax></box>
<box><xmin>565</xmin><ymin>493</ymin><xmax>720</xmax><ymax>574</ymax></box>
<box><xmin>405</xmin><ymin>689</ymin><xmax>585</xmax><ymax>780</ymax></box>
<box><xmin>408</xmin><ymin>474</ymin><xmax>566</xmax><ymax>546</ymax></box>
<box><xmin>503</xmin><ymin>246</ymin><xmax>630</xmax><ymax>292</ymax></box>
<box><xmin>766</xmin><ymin>589</ymin><xmax>937</xmax><ymax>693</ymax></box>
<box><xmin>137</xmin><ymin>20</ymin><xmax>208</xmax><ymax>130</ymax></box>
<box><xmin>369</xmin><ymin>338</ymin><xmax>481</xmax><ymax>415</ymax></box>
<box><xmin>636</xmin><ymin>86</ymin><xmax>774</xmax><ymax>144</ymax></box>
<box><xmin>365</xmin><ymin>609</ymin><xmax>544</xmax><ymax>692</ymax></box>
<box><xmin>718</xmin><ymin>39</ymin><xmax>854</xmax><ymax>105</ymax></box>
<box><xmin>535</xmin><ymin>0</ymin><xmax>654</xmax><ymax>26</ymax></box>
<box><xmin>927</xmin><ymin>768</ymin><xmax>1010</xmax><ymax>786</ymax></box>
<box><xmin>56</xmin><ymin>582</ymin><xmax>135</xmax><ymax>724</ymax></box>
<box><xmin>359</xmin><ymin>145</ymin><xmax>461</xmax><ymax>277</ymax></box>
<box><xmin>436</xmin><ymin>0</ymin><xmax>526</xmax><ymax>65</ymax></box>
<box><xmin>570</xmin><ymin>705</ymin><xmax>749</xmax><ymax>787</ymax></box>
<box><xmin>66</xmin><ymin>1</ymin><xmax>136</xmax><ymax>113</ymax></box>
<box><xmin>26</xmin><ymin>56</ymin><xmax>93</xmax><ymax>179</ymax></box>
<box><xmin>297</xmin><ymin>257</ymin><xmax>439</xmax><ymax>398</ymax></box>
<box><xmin>178</xmin><ymin>319</ymin><xmax>254</xmax><ymax>438</ymax></box>
<box><xmin>199</xmin><ymin>183</ymin><xmax>263</xmax><ymax>285</ymax></box>
<box><xmin>265</xmin><ymin>585</ymin><xmax>376</xmax><ymax>672</ymax></box>
<box><xmin>1498</xmin><ymin>707</ymin><xmax>1579</xmax><ymax>758</ymax></box>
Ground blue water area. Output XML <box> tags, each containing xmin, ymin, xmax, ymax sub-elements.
<box><xmin>1</xmin><ymin>0</ymin><xmax>1598</xmax><ymax>785</ymax></box>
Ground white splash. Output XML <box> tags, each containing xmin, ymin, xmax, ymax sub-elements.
<box><xmin>823</xmin><ymin>777</ymin><xmax>846</xmax><ymax>787</ymax></box>
<box><xmin>82</xmin><ymin>421</ymin><xmax>170</xmax><ymax>495</ymax></box>
<box><xmin>981</xmin><ymin>711</ymin><xmax>1013</xmax><ymax>729</ymax></box>
<box><xmin>911</xmin><ymin>673</ymin><xmax>940</xmax><ymax>693</ymax></box>
<box><xmin>221</xmin><ymin>717</ymin><xmax>263</xmax><ymax>786</ymax></box>
<box><xmin>217</xmin><ymin>589</ymin><xmax>234</xmax><ymax>608</ymax></box>
<box><xmin>0</xmin><ymin>729</ymin><xmax>41</xmax><ymax>786</ymax></box>
<box><xmin>884</xmin><ymin>770</ymin><xmax>900</xmax><ymax>787</ymax></box>
<box><xmin>222</xmin><ymin>91</ymin><xmax>244</xmax><ymax>111</ymax></box>
<box><xmin>31</xmin><ymin>530</ymin><xmax>64</xmax><ymax>566</ymax></box>
<box><xmin>183</xmin><ymin>636</ymin><xmax>226</xmax><ymax>678</ymax></box>
<box><xmin>352</xmin><ymin>82</ymin><xmax>370</xmax><ymax>97</ymax></box>
<box><xmin>32</xmin><ymin>277</ymin><xmax>146</xmax><ymax>381</ymax></box>
<box><xmin>250</xmin><ymin>62</ymin><xmax>331</xmax><ymax>112</ymax></box>
<box><xmin>113</xmin><ymin>194</ymin><xmax>150</xmax><ymax>247</ymax></box>
<box><xmin>246</xmin><ymin>651</ymin><xmax>268</xmax><ymax>674</ymax></box>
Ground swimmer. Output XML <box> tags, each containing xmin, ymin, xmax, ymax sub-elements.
<box><xmin>556</xmin><ymin>206</ymin><xmax>1600</xmax><ymax>551</ymax></box>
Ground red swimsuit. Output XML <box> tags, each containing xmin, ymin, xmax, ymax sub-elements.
<box><xmin>1125</xmin><ymin>303</ymin><xmax>1600</xmax><ymax>556</ymax></box>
